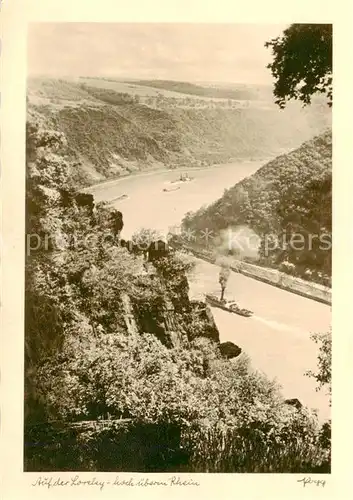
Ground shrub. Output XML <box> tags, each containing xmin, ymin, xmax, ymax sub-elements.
<box><xmin>30</xmin><ymin>332</ymin><xmax>330</xmax><ymax>472</ymax></box>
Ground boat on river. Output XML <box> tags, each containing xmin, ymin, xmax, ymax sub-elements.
<box><xmin>170</xmin><ymin>173</ymin><xmax>195</xmax><ymax>184</ymax></box>
<box><xmin>163</xmin><ymin>186</ymin><xmax>181</xmax><ymax>192</ymax></box>
<box><xmin>205</xmin><ymin>293</ymin><xmax>253</xmax><ymax>317</ymax></box>
<box><xmin>110</xmin><ymin>193</ymin><xmax>129</xmax><ymax>202</ymax></box>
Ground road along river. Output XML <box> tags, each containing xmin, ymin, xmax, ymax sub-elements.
<box><xmin>87</xmin><ymin>161</ymin><xmax>331</xmax><ymax>422</ymax></box>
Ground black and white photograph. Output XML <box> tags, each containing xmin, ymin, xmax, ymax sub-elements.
<box><xmin>22</xmin><ymin>21</ymin><xmax>334</xmax><ymax>475</ymax></box>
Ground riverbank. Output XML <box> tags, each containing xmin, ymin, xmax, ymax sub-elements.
<box><xmin>175</xmin><ymin>244</ymin><xmax>332</xmax><ymax>306</ymax></box>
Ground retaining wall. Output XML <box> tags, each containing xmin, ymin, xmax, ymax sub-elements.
<box><xmin>178</xmin><ymin>245</ymin><xmax>331</xmax><ymax>305</ymax></box>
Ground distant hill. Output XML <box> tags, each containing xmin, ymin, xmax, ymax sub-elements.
<box><xmin>181</xmin><ymin>131</ymin><xmax>332</xmax><ymax>284</ymax></box>
<box><xmin>27</xmin><ymin>78</ymin><xmax>332</xmax><ymax>187</ymax></box>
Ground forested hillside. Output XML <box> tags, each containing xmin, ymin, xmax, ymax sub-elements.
<box><xmin>27</xmin><ymin>78</ymin><xmax>331</xmax><ymax>187</ymax></box>
<box><xmin>182</xmin><ymin>131</ymin><xmax>332</xmax><ymax>285</ymax></box>
<box><xmin>24</xmin><ymin>118</ymin><xmax>331</xmax><ymax>472</ymax></box>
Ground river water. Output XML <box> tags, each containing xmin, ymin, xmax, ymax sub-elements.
<box><xmin>87</xmin><ymin>161</ymin><xmax>331</xmax><ymax>422</ymax></box>
<box><xmin>89</xmin><ymin>161</ymin><xmax>262</xmax><ymax>238</ymax></box>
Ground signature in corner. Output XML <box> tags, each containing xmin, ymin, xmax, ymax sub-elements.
<box><xmin>297</xmin><ymin>477</ymin><xmax>326</xmax><ymax>488</ymax></box>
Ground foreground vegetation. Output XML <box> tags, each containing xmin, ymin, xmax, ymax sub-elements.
<box><xmin>266</xmin><ymin>24</ymin><xmax>332</xmax><ymax>109</ymax></box>
<box><xmin>24</xmin><ymin>119</ymin><xmax>331</xmax><ymax>472</ymax></box>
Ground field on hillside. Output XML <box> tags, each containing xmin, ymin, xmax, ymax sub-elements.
<box><xmin>128</xmin><ymin>79</ymin><xmax>265</xmax><ymax>100</ymax></box>
<box><xmin>27</xmin><ymin>77</ymin><xmax>278</xmax><ymax>108</ymax></box>
<box><xmin>28</xmin><ymin>77</ymin><xmax>235</xmax><ymax>102</ymax></box>
<box><xmin>79</xmin><ymin>77</ymin><xmax>217</xmax><ymax>100</ymax></box>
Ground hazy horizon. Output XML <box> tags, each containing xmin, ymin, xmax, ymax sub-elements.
<box><xmin>28</xmin><ymin>23</ymin><xmax>289</xmax><ymax>85</ymax></box>
<box><xmin>27</xmin><ymin>74</ymin><xmax>274</xmax><ymax>88</ymax></box>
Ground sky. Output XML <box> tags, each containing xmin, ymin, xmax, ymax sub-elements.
<box><xmin>28</xmin><ymin>23</ymin><xmax>289</xmax><ymax>84</ymax></box>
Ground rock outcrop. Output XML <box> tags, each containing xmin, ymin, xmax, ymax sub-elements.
<box><xmin>219</xmin><ymin>341</ymin><xmax>242</xmax><ymax>359</ymax></box>
<box><xmin>120</xmin><ymin>242</ymin><xmax>221</xmax><ymax>347</ymax></box>
<box><xmin>284</xmin><ymin>398</ymin><xmax>303</xmax><ymax>410</ymax></box>
<box><xmin>187</xmin><ymin>300</ymin><xmax>220</xmax><ymax>343</ymax></box>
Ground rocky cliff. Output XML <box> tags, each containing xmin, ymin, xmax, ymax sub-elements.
<box><xmin>120</xmin><ymin>242</ymin><xmax>220</xmax><ymax>346</ymax></box>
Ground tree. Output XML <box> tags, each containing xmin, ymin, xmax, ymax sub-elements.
<box><xmin>265</xmin><ymin>24</ymin><xmax>332</xmax><ymax>108</ymax></box>
<box><xmin>305</xmin><ymin>329</ymin><xmax>332</xmax><ymax>469</ymax></box>
<box><xmin>132</xmin><ymin>227</ymin><xmax>164</xmax><ymax>251</ymax></box>
<box><xmin>306</xmin><ymin>330</ymin><xmax>332</xmax><ymax>403</ymax></box>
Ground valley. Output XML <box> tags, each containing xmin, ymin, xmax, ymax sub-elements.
<box><xmin>24</xmin><ymin>60</ymin><xmax>332</xmax><ymax>471</ymax></box>
<box><xmin>27</xmin><ymin>77</ymin><xmax>331</xmax><ymax>186</ymax></box>
<box><xmin>85</xmin><ymin>159</ymin><xmax>331</xmax><ymax>422</ymax></box>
